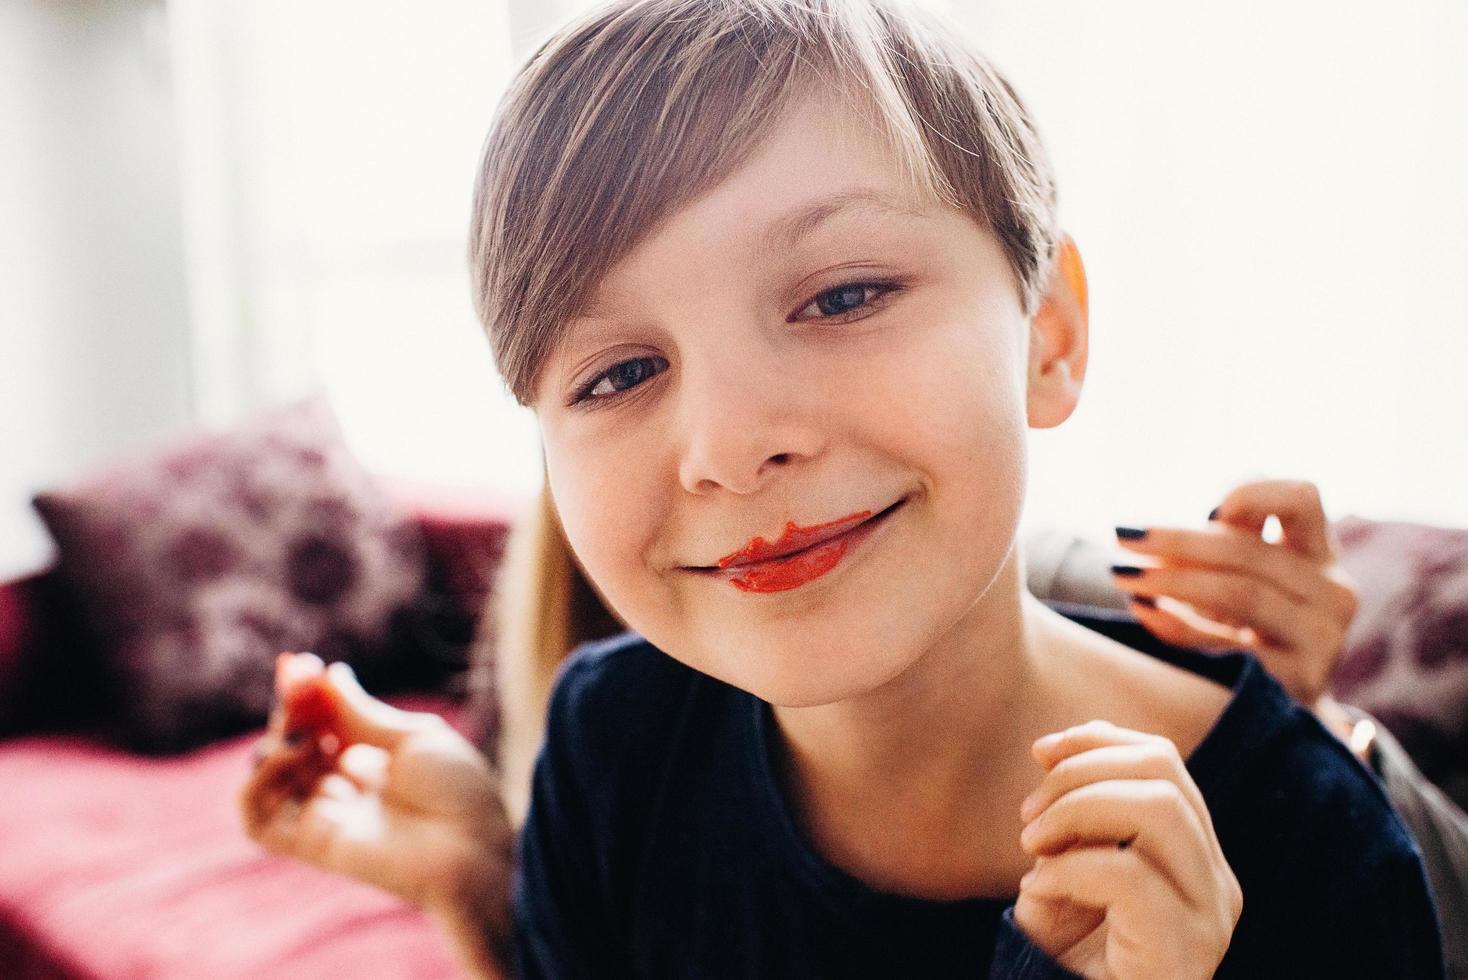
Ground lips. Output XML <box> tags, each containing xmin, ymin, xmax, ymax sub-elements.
<box><xmin>689</xmin><ymin>492</ymin><xmax>904</xmax><ymax>592</ymax></box>
<box><xmin>717</xmin><ymin>511</ymin><xmax>873</xmax><ymax>568</ymax></box>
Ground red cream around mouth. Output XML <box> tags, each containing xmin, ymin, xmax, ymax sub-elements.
<box><xmin>715</xmin><ymin>508</ymin><xmax>879</xmax><ymax>593</ymax></box>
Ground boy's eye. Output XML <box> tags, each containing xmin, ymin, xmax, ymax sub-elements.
<box><xmin>571</xmin><ymin>356</ymin><xmax>668</xmax><ymax>406</ymax></box>
<box><xmin>796</xmin><ymin>280</ymin><xmax>901</xmax><ymax>321</ymax></box>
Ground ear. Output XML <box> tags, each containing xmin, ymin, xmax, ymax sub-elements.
<box><xmin>1026</xmin><ymin>234</ymin><xmax>1089</xmax><ymax>429</ymax></box>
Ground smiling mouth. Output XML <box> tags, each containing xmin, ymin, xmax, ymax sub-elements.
<box><xmin>687</xmin><ymin>498</ymin><xmax>904</xmax><ymax>589</ymax></box>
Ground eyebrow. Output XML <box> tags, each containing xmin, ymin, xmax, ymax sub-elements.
<box><xmin>759</xmin><ymin>187</ymin><xmax>929</xmax><ymax>256</ymax></box>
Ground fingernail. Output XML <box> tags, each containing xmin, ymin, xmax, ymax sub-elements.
<box><xmin>1019</xmin><ymin>794</ymin><xmax>1040</xmax><ymax>821</ymax></box>
<box><xmin>1033</xmin><ymin>731</ymin><xmax>1062</xmax><ymax>753</ymax></box>
<box><xmin>1115</xmin><ymin>526</ymin><xmax>1148</xmax><ymax>540</ymax></box>
<box><xmin>1131</xmin><ymin>595</ymin><xmax>1157</xmax><ymax>609</ymax></box>
<box><xmin>1208</xmin><ymin>506</ymin><xmax>1221</xmax><ymax>521</ymax></box>
<box><xmin>1109</xmin><ymin>564</ymin><xmax>1144</xmax><ymax>577</ymax></box>
<box><xmin>1020</xmin><ymin>869</ymin><xmax>1036</xmax><ymax>888</ymax></box>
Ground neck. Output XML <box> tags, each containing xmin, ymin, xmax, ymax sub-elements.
<box><xmin>767</xmin><ymin>549</ymin><xmax>1079</xmax><ymax>896</ymax></box>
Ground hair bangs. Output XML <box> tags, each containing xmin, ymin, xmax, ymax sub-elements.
<box><xmin>470</xmin><ymin>0</ymin><xmax>1056</xmax><ymax>407</ymax></box>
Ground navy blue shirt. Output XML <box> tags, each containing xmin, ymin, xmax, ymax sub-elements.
<box><xmin>512</xmin><ymin>603</ymin><xmax>1446</xmax><ymax>978</ymax></box>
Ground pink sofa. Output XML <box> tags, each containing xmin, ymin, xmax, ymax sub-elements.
<box><xmin>0</xmin><ymin>482</ymin><xmax>516</xmax><ymax>980</ymax></box>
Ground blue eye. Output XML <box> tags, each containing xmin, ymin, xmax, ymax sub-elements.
<box><xmin>796</xmin><ymin>279</ymin><xmax>903</xmax><ymax>322</ymax></box>
<box><xmin>571</xmin><ymin>356</ymin><xmax>667</xmax><ymax>406</ymax></box>
<box><xmin>816</xmin><ymin>284</ymin><xmax>871</xmax><ymax>316</ymax></box>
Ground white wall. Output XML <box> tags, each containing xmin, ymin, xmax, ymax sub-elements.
<box><xmin>948</xmin><ymin>1</ymin><xmax>1468</xmax><ymax>543</ymax></box>
<box><xmin>0</xmin><ymin>0</ymin><xmax>193</xmax><ymax>579</ymax></box>
<box><xmin>166</xmin><ymin>0</ymin><xmax>544</xmax><ymax>502</ymax></box>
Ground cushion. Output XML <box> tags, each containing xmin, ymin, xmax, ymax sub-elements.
<box><xmin>1332</xmin><ymin>516</ymin><xmax>1468</xmax><ymax>811</ymax></box>
<box><xmin>374</xmin><ymin>478</ymin><xmax>521</xmax><ymax>716</ymax></box>
<box><xmin>31</xmin><ymin>395</ymin><xmax>427</xmax><ymax>753</ymax></box>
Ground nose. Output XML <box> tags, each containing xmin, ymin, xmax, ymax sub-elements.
<box><xmin>675</xmin><ymin>351</ymin><xmax>822</xmax><ymax>497</ymax></box>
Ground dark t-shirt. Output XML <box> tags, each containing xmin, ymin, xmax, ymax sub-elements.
<box><xmin>512</xmin><ymin>602</ymin><xmax>1447</xmax><ymax>978</ymax></box>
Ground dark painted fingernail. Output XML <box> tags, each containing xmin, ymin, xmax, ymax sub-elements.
<box><xmin>1110</xmin><ymin>564</ymin><xmax>1144</xmax><ymax>577</ymax></box>
<box><xmin>1131</xmin><ymin>595</ymin><xmax>1157</xmax><ymax>609</ymax></box>
<box><xmin>284</xmin><ymin>729</ymin><xmax>307</xmax><ymax>748</ymax></box>
<box><xmin>1208</xmin><ymin>506</ymin><xmax>1221</xmax><ymax>521</ymax></box>
<box><xmin>1115</xmin><ymin>526</ymin><xmax>1148</xmax><ymax>540</ymax></box>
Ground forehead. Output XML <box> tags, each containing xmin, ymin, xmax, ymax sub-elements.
<box><xmin>571</xmin><ymin>91</ymin><xmax>937</xmax><ymax>319</ymax></box>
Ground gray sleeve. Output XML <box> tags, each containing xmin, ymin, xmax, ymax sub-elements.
<box><xmin>1349</xmin><ymin>705</ymin><xmax>1468</xmax><ymax>980</ymax></box>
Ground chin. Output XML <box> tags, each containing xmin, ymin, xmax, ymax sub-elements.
<box><xmin>700</xmin><ymin>630</ymin><xmax>918</xmax><ymax>708</ymax></box>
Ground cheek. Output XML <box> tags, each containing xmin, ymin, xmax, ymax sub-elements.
<box><xmin>859</xmin><ymin>300</ymin><xmax>1028</xmax><ymax>469</ymax></box>
<box><xmin>873</xmin><ymin>306</ymin><xmax>1029</xmax><ymax>561</ymax></box>
<box><xmin>543</xmin><ymin>432</ymin><xmax>666</xmax><ymax>618</ymax></box>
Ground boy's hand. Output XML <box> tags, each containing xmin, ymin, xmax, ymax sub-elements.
<box><xmin>238</xmin><ymin>653</ymin><xmax>514</xmax><ymax>969</ymax></box>
<box><xmin>1109</xmin><ymin>479</ymin><xmax>1359</xmax><ymax>714</ymax></box>
<box><xmin>1015</xmin><ymin>720</ymin><xmax>1242</xmax><ymax>980</ymax></box>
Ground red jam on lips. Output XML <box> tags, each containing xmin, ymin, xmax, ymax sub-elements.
<box><xmin>716</xmin><ymin>509</ymin><xmax>874</xmax><ymax>593</ymax></box>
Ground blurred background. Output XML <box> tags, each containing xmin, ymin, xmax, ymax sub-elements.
<box><xmin>4</xmin><ymin>0</ymin><xmax>1466</xmax><ymax>581</ymax></box>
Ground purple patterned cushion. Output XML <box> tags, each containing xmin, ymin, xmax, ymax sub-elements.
<box><xmin>1332</xmin><ymin>515</ymin><xmax>1468</xmax><ymax>810</ymax></box>
<box><xmin>31</xmin><ymin>395</ymin><xmax>427</xmax><ymax>753</ymax></box>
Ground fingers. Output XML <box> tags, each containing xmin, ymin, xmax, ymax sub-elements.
<box><xmin>1015</xmin><ymin>844</ymin><xmax>1240</xmax><ymax>974</ymax></box>
<box><xmin>1108</xmin><ymin>564</ymin><xmax>1311</xmax><ymax>648</ymax></box>
<box><xmin>1210</xmin><ymin>479</ymin><xmax>1334</xmax><ymax>563</ymax></box>
<box><xmin>1013</xmin><ymin>880</ymin><xmax>1106</xmax><ymax>958</ymax></box>
<box><xmin>277</xmin><ymin>650</ymin><xmax>326</xmax><ymax>693</ymax></box>
<box><xmin>1019</xmin><ymin>845</ymin><xmax>1176</xmax><ymax>915</ymax></box>
<box><xmin>1113</xmin><ymin>523</ymin><xmax>1349</xmax><ymax>615</ymax></box>
<box><xmin>1021</xmin><ymin>777</ymin><xmax>1216</xmax><ymax>910</ymax></box>
<box><xmin>1025</xmin><ymin>722</ymin><xmax>1223</xmax><ymax>907</ymax></box>
<box><xmin>337</xmin><ymin>742</ymin><xmax>391</xmax><ymax>794</ymax></box>
<box><xmin>256</xmin><ymin>783</ymin><xmax>363</xmax><ymax>869</ymax></box>
<box><xmin>323</xmin><ymin>661</ymin><xmax>450</xmax><ymax>751</ymax></box>
<box><xmin>1124</xmin><ymin>598</ymin><xmax>1253</xmax><ymax>652</ymax></box>
<box><xmin>1032</xmin><ymin>719</ymin><xmax>1177</xmax><ymax>775</ymax></box>
<box><xmin>1022</xmin><ymin>736</ymin><xmax>1208</xmax><ymax>836</ymax></box>
<box><xmin>1110</xmin><ymin>477</ymin><xmax>1359</xmax><ymax>711</ymax></box>
<box><xmin>271</xmin><ymin>653</ymin><xmax>449</xmax><ymax>753</ymax></box>
<box><xmin>239</xmin><ymin>730</ymin><xmax>334</xmax><ymax>846</ymax></box>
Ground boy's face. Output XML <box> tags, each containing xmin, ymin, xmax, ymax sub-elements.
<box><xmin>533</xmin><ymin>89</ymin><xmax>1077</xmax><ymax>706</ymax></box>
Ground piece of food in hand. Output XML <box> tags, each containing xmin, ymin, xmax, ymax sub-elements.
<box><xmin>275</xmin><ymin>652</ymin><xmax>343</xmax><ymax>755</ymax></box>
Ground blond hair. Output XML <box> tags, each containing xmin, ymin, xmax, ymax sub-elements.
<box><xmin>468</xmin><ymin>475</ymin><xmax>624</xmax><ymax>825</ymax></box>
<box><xmin>467</xmin><ymin>0</ymin><xmax>1061</xmax><ymax>825</ymax></box>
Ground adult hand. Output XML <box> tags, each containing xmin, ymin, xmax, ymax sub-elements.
<box><xmin>1109</xmin><ymin>479</ymin><xmax>1359</xmax><ymax>716</ymax></box>
<box><xmin>1015</xmin><ymin>720</ymin><xmax>1242</xmax><ymax>980</ymax></box>
<box><xmin>238</xmin><ymin>653</ymin><xmax>514</xmax><ymax>971</ymax></box>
